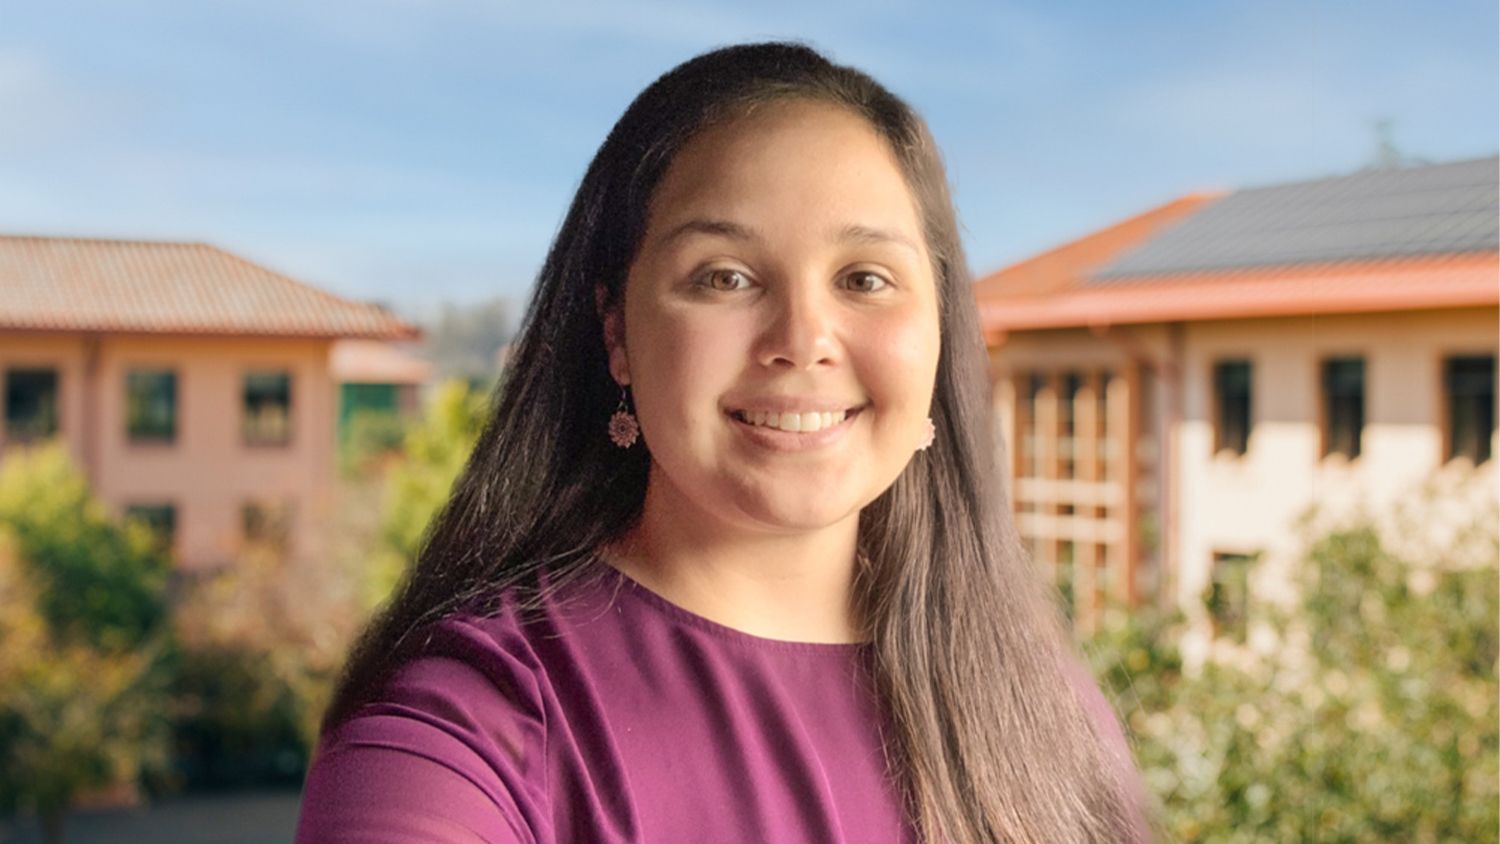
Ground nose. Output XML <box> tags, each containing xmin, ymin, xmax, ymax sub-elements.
<box><xmin>755</xmin><ymin>280</ymin><xmax>839</xmax><ymax>370</ymax></box>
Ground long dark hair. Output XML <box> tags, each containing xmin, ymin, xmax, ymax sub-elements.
<box><xmin>324</xmin><ymin>42</ymin><xmax>1143</xmax><ymax>843</ymax></box>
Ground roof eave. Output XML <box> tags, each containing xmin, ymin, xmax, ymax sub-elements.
<box><xmin>980</xmin><ymin>254</ymin><xmax>1500</xmax><ymax>338</ymax></box>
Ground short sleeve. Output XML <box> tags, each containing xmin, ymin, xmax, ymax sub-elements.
<box><xmin>296</xmin><ymin>618</ymin><xmax>549</xmax><ymax>843</ymax></box>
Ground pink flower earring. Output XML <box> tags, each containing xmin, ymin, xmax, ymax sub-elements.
<box><xmin>608</xmin><ymin>386</ymin><xmax>640</xmax><ymax>448</ymax></box>
<box><xmin>919</xmin><ymin>416</ymin><xmax>935</xmax><ymax>451</ymax></box>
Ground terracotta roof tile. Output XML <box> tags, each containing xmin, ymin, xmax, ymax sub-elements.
<box><xmin>0</xmin><ymin>234</ymin><xmax>420</xmax><ymax>339</ymax></box>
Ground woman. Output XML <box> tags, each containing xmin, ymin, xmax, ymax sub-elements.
<box><xmin>298</xmin><ymin>42</ymin><xmax>1148</xmax><ymax>843</ymax></box>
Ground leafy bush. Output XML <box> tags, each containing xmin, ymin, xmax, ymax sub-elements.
<box><xmin>1089</xmin><ymin>494</ymin><xmax>1498</xmax><ymax>842</ymax></box>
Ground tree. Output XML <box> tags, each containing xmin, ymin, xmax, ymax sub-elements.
<box><xmin>0</xmin><ymin>445</ymin><xmax>173</xmax><ymax>844</ymax></box>
<box><xmin>366</xmin><ymin>378</ymin><xmax>490</xmax><ymax>607</ymax></box>
<box><xmin>0</xmin><ymin>444</ymin><xmax>169</xmax><ymax>650</ymax></box>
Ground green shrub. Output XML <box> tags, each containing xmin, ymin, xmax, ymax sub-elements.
<box><xmin>1089</xmin><ymin>499</ymin><xmax>1498</xmax><ymax>842</ymax></box>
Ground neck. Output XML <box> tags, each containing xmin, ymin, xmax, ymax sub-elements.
<box><xmin>607</xmin><ymin>471</ymin><xmax>864</xmax><ymax>644</ymax></box>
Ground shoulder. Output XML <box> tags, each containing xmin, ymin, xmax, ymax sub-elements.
<box><xmin>331</xmin><ymin>601</ymin><xmax>554</xmax><ymax>769</ymax></box>
<box><xmin>297</xmin><ymin>604</ymin><xmax>554</xmax><ymax>843</ymax></box>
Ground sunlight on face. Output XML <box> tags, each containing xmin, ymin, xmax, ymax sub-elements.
<box><xmin>607</xmin><ymin>99</ymin><xmax>941</xmax><ymax>538</ymax></box>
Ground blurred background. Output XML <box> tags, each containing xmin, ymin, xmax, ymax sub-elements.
<box><xmin>0</xmin><ymin>1</ymin><xmax>1495</xmax><ymax>841</ymax></box>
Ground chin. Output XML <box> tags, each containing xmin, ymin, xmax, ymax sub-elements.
<box><xmin>730</xmin><ymin>489</ymin><xmax>865</xmax><ymax>535</ymax></box>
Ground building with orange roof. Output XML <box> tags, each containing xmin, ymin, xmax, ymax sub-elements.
<box><xmin>974</xmin><ymin>156</ymin><xmax>1498</xmax><ymax>639</ymax></box>
<box><xmin>0</xmin><ymin>234</ymin><xmax>421</xmax><ymax>570</ymax></box>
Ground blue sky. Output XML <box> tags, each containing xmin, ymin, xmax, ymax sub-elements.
<box><xmin>2</xmin><ymin>1</ymin><xmax>1495</xmax><ymax>316</ymax></box>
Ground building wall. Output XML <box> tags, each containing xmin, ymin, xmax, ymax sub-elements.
<box><xmin>0</xmin><ymin>332</ymin><xmax>337</xmax><ymax>570</ymax></box>
<box><xmin>1177</xmin><ymin>306</ymin><xmax>1498</xmax><ymax>611</ymax></box>
<box><xmin>988</xmin><ymin>306</ymin><xmax>1498</xmax><ymax>633</ymax></box>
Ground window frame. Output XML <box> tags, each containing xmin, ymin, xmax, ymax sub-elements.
<box><xmin>1320</xmin><ymin>355</ymin><xmax>1365</xmax><ymax>460</ymax></box>
<box><xmin>125</xmin><ymin>368</ymin><xmax>178</xmax><ymax>445</ymax></box>
<box><xmin>4</xmin><ymin>366</ymin><xmax>61</xmax><ymax>442</ymax></box>
<box><xmin>1442</xmin><ymin>353</ymin><xmax>1495</xmax><ymax>465</ymax></box>
<box><xmin>241</xmin><ymin>498</ymin><xmax>294</xmax><ymax>558</ymax></box>
<box><xmin>1207</xmin><ymin>550</ymin><xmax>1256</xmax><ymax>643</ymax></box>
<box><xmin>124</xmin><ymin>502</ymin><xmax>177</xmax><ymax>559</ymax></box>
<box><xmin>242</xmin><ymin>370</ymin><xmax>294</xmax><ymax>448</ymax></box>
<box><xmin>1212</xmin><ymin>359</ymin><xmax>1253</xmax><ymax>457</ymax></box>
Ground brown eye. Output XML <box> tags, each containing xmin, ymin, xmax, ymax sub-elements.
<box><xmin>702</xmin><ymin>269</ymin><xmax>750</xmax><ymax>291</ymax></box>
<box><xmin>843</xmin><ymin>271</ymin><xmax>891</xmax><ymax>293</ymax></box>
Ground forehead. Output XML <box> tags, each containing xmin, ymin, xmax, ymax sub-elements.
<box><xmin>642</xmin><ymin>99</ymin><xmax>926</xmax><ymax>250</ymax></box>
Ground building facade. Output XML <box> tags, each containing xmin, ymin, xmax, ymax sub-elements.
<box><xmin>974</xmin><ymin>157</ymin><xmax>1499</xmax><ymax>636</ymax></box>
<box><xmin>0</xmin><ymin>234</ymin><xmax>420</xmax><ymax>570</ymax></box>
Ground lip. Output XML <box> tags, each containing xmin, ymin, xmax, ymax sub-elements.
<box><xmin>725</xmin><ymin>405</ymin><xmax>862</xmax><ymax>452</ymax></box>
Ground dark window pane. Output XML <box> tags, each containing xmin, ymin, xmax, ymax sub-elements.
<box><xmin>1214</xmin><ymin>360</ymin><xmax>1252</xmax><ymax>456</ymax></box>
<box><xmin>125</xmin><ymin>504</ymin><xmax>175</xmax><ymax>557</ymax></box>
<box><xmin>1208</xmin><ymin>551</ymin><xmax>1253</xmax><ymax>643</ymax></box>
<box><xmin>1322</xmin><ymin>357</ymin><xmax>1364</xmax><ymax>458</ymax></box>
<box><xmin>5</xmin><ymin>368</ymin><xmax>59</xmax><ymax>440</ymax></box>
<box><xmin>242</xmin><ymin>500</ymin><xmax>293</xmax><ymax>557</ymax></box>
<box><xmin>126</xmin><ymin>370</ymin><xmax>176</xmax><ymax>442</ymax></box>
<box><xmin>1061</xmin><ymin>371</ymin><xmax>1081</xmax><ymax>435</ymax></box>
<box><xmin>1446</xmin><ymin>355</ymin><xmax>1495</xmax><ymax>464</ymax></box>
<box><xmin>244</xmin><ymin>372</ymin><xmax>292</xmax><ymax>446</ymax></box>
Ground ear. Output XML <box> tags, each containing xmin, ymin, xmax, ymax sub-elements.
<box><xmin>595</xmin><ymin>284</ymin><xmax>630</xmax><ymax>386</ymax></box>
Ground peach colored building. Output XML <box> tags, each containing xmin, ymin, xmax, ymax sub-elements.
<box><xmin>974</xmin><ymin>156</ymin><xmax>1498</xmax><ymax>636</ymax></box>
<box><xmin>0</xmin><ymin>235</ymin><xmax>420</xmax><ymax>570</ymax></box>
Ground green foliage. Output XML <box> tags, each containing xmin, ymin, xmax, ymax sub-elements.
<box><xmin>338</xmin><ymin>407</ymin><xmax>410</xmax><ymax>477</ymax></box>
<box><xmin>1088</xmin><ymin>499</ymin><xmax>1499</xmax><ymax>842</ymax></box>
<box><xmin>366</xmin><ymin>379</ymin><xmax>489</xmax><ymax>606</ymax></box>
<box><xmin>0</xmin><ymin>448</ymin><xmax>175</xmax><ymax>825</ymax></box>
<box><xmin>0</xmin><ymin>444</ymin><xmax>170</xmax><ymax>651</ymax></box>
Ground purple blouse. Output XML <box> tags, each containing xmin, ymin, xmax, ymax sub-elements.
<box><xmin>296</xmin><ymin>566</ymin><xmax>1140</xmax><ymax>842</ymax></box>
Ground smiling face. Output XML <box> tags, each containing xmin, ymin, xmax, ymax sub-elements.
<box><xmin>605</xmin><ymin>99</ymin><xmax>942</xmax><ymax>539</ymax></box>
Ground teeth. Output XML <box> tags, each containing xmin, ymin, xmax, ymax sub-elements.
<box><xmin>737</xmin><ymin>409</ymin><xmax>849</xmax><ymax>433</ymax></box>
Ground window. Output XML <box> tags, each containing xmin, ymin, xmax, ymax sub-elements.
<box><xmin>125</xmin><ymin>504</ymin><xmax>176</xmax><ymax>558</ymax></box>
<box><xmin>1445</xmin><ymin>355</ymin><xmax>1495</xmax><ymax>464</ymax></box>
<box><xmin>1060</xmin><ymin>372</ymin><xmax>1081</xmax><ymax>479</ymax></box>
<box><xmin>1322</xmin><ymin>357</ymin><xmax>1365</xmax><ymax>459</ymax></box>
<box><xmin>1213</xmin><ymin>360</ymin><xmax>1252</xmax><ymax>456</ymax></box>
<box><xmin>1020</xmin><ymin>374</ymin><xmax>1044</xmax><ymax>478</ymax></box>
<box><xmin>1207</xmin><ymin>551</ymin><xmax>1253</xmax><ymax>642</ymax></box>
<box><xmin>244</xmin><ymin>372</ymin><xmax>292</xmax><ymax>446</ymax></box>
<box><xmin>126</xmin><ymin>369</ymin><xmax>176</xmax><ymax>443</ymax></box>
<box><xmin>4</xmin><ymin>368</ymin><xmax>59</xmax><ymax>440</ymax></box>
<box><xmin>242</xmin><ymin>500</ymin><xmax>293</xmax><ymax>557</ymax></box>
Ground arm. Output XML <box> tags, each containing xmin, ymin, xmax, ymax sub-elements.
<box><xmin>296</xmin><ymin>620</ymin><xmax>548</xmax><ymax>844</ymax></box>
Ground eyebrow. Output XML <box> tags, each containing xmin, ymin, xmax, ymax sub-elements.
<box><xmin>836</xmin><ymin>223</ymin><xmax>922</xmax><ymax>255</ymax></box>
<box><xmin>657</xmin><ymin>218</ymin><xmax>922</xmax><ymax>255</ymax></box>
<box><xmin>660</xmin><ymin>218</ymin><xmax>760</xmax><ymax>246</ymax></box>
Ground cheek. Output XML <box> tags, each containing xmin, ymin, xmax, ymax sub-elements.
<box><xmin>860</xmin><ymin>308</ymin><xmax>940</xmax><ymax>409</ymax></box>
<box><xmin>627</xmin><ymin>308</ymin><xmax>749</xmax><ymax>421</ymax></box>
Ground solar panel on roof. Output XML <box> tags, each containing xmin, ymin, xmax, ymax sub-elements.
<box><xmin>1091</xmin><ymin>156</ymin><xmax>1499</xmax><ymax>282</ymax></box>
